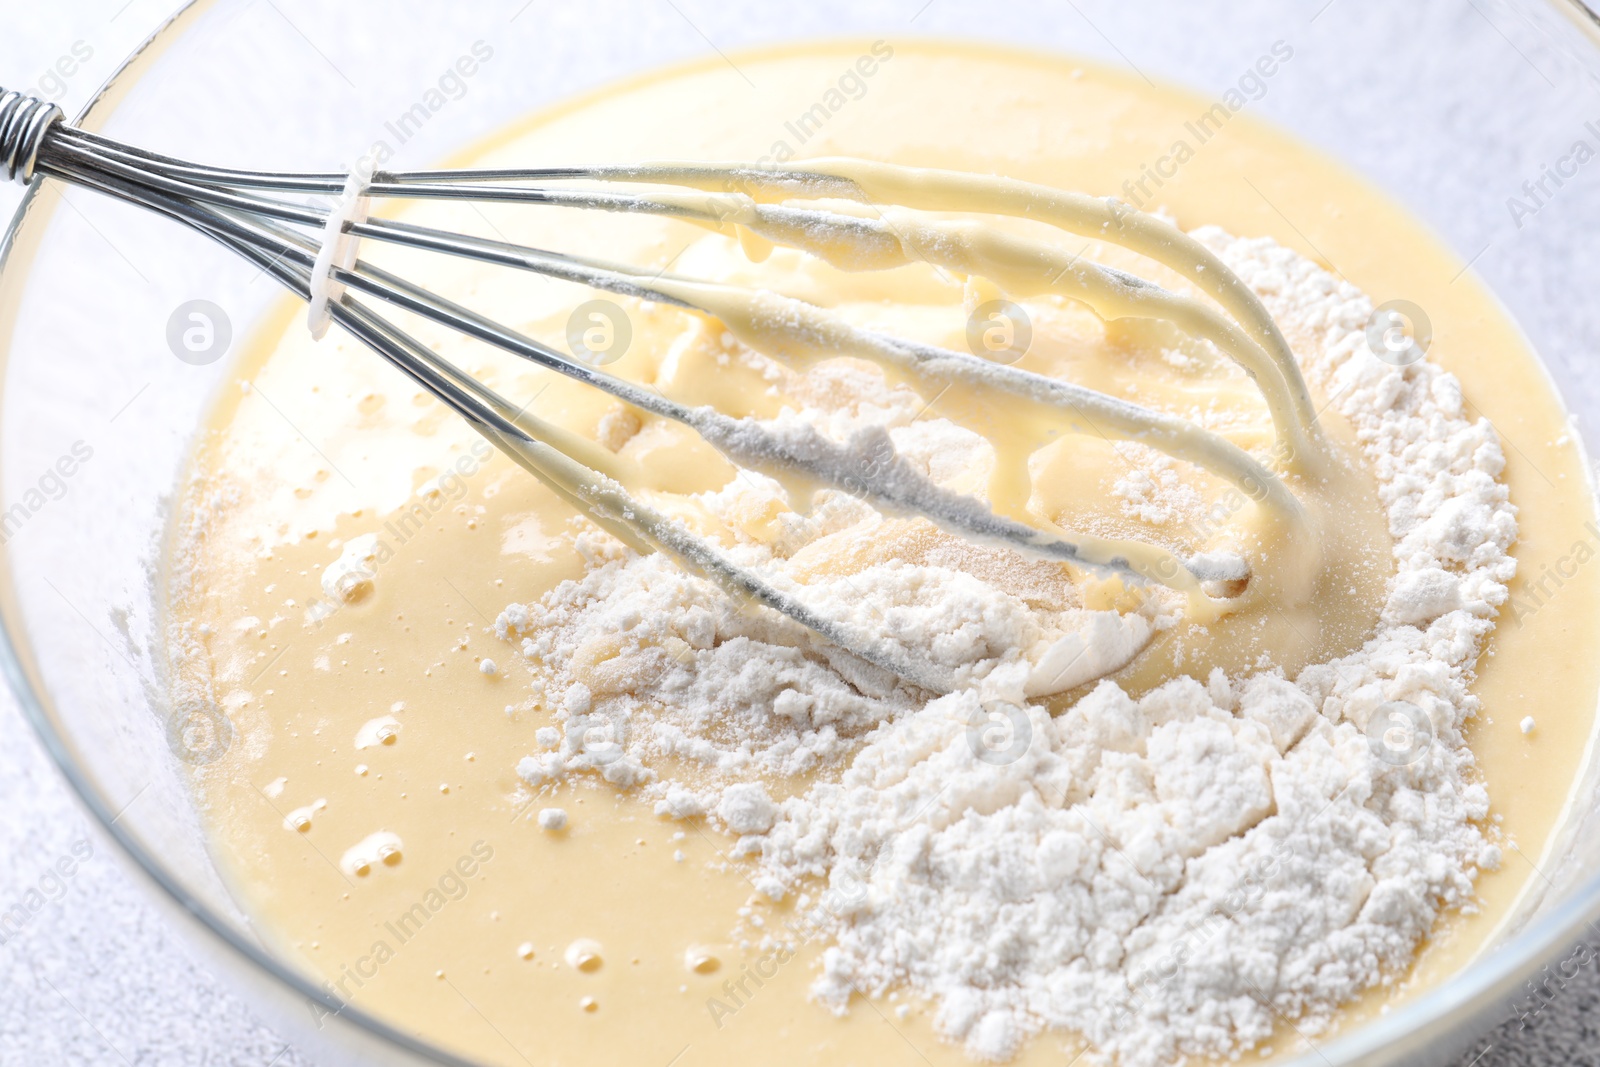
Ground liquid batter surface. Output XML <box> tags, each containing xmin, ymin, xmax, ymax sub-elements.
<box><xmin>163</xmin><ymin>40</ymin><xmax>1600</xmax><ymax>1067</ymax></box>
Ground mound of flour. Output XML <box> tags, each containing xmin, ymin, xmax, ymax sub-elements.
<box><xmin>493</xmin><ymin>230</ymin><xmax>1515</xmax><ymax>1065</ymax></box>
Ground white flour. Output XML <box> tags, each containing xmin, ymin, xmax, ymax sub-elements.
<box><xmin>493</xmin><ymin>229</ymin><xmax>1514</xmax><ymax>1065</ymax></box>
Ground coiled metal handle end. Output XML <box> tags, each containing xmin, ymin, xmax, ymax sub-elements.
<box><xmin>0</xmin><ymin>88</ymin><xmax>64</xmax><ymax>184</ymax></box>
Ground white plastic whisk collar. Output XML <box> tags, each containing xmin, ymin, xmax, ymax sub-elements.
<box><xmin>307</xmin><ymin>151</ymin><xmax>380</xmax><ymax>340</ymax></box>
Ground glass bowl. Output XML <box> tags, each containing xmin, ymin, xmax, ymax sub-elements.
<box><xmin>4</xmin><ymin>1</ymin><xmax>1600</xmax><ymax>1064</ymax></box>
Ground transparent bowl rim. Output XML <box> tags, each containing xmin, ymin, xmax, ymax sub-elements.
<box><xmin>2</xmin><ymin>4</ymin><xmax>1598</xmax><ymax>1065</ymax></box>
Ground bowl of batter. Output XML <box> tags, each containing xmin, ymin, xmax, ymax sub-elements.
<box><xmin>5</xmin><ymin>3</ymin><xmax>1600</xmax><ymax>1066</ymax></box>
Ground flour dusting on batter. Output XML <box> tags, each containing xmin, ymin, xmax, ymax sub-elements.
<box><xmin>493</xmin><ymin>228</ymin><xmax>1513</xmax><ymax>1064</ymax></box>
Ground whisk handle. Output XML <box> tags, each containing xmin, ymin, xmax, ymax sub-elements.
<box><xmin>0</xmin><ymin>87</ymin><xmax>65</xmax><ymax>185</ymax></box>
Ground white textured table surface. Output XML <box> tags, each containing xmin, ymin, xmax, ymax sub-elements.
<box><xmin>0</xmin><ymin>2</ymin><xmax>1597</xmax><ymax>1065</ymax></box>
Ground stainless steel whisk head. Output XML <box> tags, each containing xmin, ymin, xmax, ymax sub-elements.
<box><xmin>0</xmin><ymin>86</ymin><xmax>1322</xmax><ymax>693</ymax></box>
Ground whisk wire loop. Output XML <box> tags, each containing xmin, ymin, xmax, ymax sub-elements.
<box><xmin>2</xmin><ymin>86</ymin><xmax>1324</xmax><ymax>690</ymax></box>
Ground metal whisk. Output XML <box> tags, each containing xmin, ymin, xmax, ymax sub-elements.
<box><xmin>0</xmin><ymin>86</ymin><xmax>1321</xmax><ymax>694</ymax></box>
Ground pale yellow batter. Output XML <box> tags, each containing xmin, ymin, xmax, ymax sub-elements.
<box><xmin>163</xmin><ymin>40</ymin><xmax>1600</xmax><ymax>1067</ymax></box>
